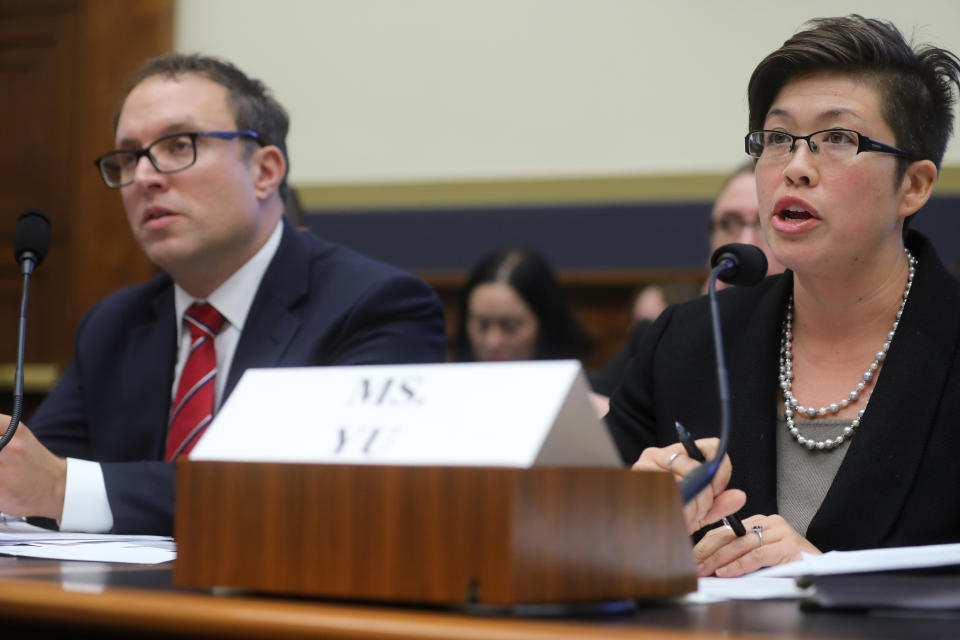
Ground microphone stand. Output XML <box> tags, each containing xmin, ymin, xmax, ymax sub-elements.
<box><xmin>678</xmin><ymin>257</ymin><xmax>735</xmax><ymax>503</ymax></box>
<box><xmin>0</xmin><ymin>252</ymin><xmax>38</xmax><ymax>453</ymax></box>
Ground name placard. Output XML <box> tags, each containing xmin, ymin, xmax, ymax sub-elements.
<box><xmin>189</xmin><ymin>360</ymin><xmax>619</xmax><ymax>467</ymax></box>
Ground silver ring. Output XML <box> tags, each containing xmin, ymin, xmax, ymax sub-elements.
<box><xmin>666</xmin><ymin>452</ymin><xmax>680</xmax><ymax>470</ymax></box>
<box><xmin>752</xmin><ymin>524</ymin><xmax>764</xmax><ymax>546</ymax></box>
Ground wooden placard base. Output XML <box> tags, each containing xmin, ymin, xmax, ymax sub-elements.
<box><xmin>174</xmin><ymin>463</ymin><xmax>696</xmax><ymax>605</ymax></box>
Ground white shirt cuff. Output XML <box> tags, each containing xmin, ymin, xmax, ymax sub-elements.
<box><xmin>60</xmin><ymin>458</ymin><xmax>114</xmax><ymax>533</ymax></box>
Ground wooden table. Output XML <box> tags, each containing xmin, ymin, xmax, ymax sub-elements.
<box><xmin>0</xmin><ymin>556</ymin><xmax>956</xmax><ymax>639</ymax></box>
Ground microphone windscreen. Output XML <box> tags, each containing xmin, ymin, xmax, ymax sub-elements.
<box><xmin>710</xmin><ymin>243</ymin><xmax>768</xmax><ymax>286</ymax></box>
<box><xmin>13</xmin><ymin>209</ymin><xmax>51</xmax><ymax>267</ymax></box>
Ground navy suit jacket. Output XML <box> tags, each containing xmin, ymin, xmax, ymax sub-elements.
<box><xmin>607</xmin><ymin>231</ymin><xmax>960</xmax><ymax>552</ymax></box>
<box><xmin>30</xmin><ymin>221</ymin><xmax>446</xmax><ymax>535</ymax></box>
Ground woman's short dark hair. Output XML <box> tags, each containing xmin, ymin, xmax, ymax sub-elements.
<box><xmin>453</xmin><ymin>248</ymin><xmax>593</xmax><ymax>362</ymax></box>
<box><xmin>119</xmin><ymin>53</ymin><xmax>290</xmax><ymax>199</ymax></box>
<box><xmin>747</xmin><ymin>15</ymin><xmax>960</xmax><ymax>182</ymax></box>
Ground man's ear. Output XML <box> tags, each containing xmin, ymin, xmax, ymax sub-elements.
<box><xmin>250</xmin><ymin>145</ymin><xmax>286</xmax><ymax>200</ymax></box>
<box><xmin>898</xmin><ymin>159</ymin><xmax>937</xmax><ymax>220</ymax></box>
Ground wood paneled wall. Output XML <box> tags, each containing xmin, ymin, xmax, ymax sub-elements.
<box><xmin>0</xmin><ymin>0</ymin><xmax>173</xmax><ymax>387</ymax></box>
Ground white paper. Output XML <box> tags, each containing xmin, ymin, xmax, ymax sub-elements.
<box><xmin>191</xmin><ymin>361</ymin><xmax>620</xmax><ymax>467</ymax></box>
<box><xmin>684</xmin><ymin>577</ymin><xmax>812</xmax><ymax>603</ymax></box>
<box><xmin>753</xmin><ymin>542</ymin><xmax>960</xmax><ymax>578</ymax></box>
<box><xmin>0</xmin><ymin>517</ymin><xmax>175</xmax><ymax>564</ymax></box>
<box><xmin>0</xmin><ymin>542</ymin><xmax>174</xmax><ymax>564</ymax></box>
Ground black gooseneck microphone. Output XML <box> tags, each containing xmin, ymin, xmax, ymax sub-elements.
<box><xmin>678</xmin><ymin>243</ymin><xmax>768</xmax><ymax>503</ymax></box>
<box><xmin>0</xmin><ymin>210</ymin><xmax>52</xmax><ymax>453</ymax></box>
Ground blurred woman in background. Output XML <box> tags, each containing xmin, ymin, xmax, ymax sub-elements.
<box><xmin>452</xmin><ymin>248</ymin><xmax>593</xmax><ymax>363</ymax></box>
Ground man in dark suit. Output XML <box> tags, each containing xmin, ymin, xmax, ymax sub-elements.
<box><xmin>0</xmin><ymin>54</ymin><xmax>445</xmax><ymax>535</ymax></box>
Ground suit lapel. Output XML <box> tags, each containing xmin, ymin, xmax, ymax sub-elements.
<box><xmin>116</xmin><ymin>284</ymin><xmax>177</xmax><ymax>459</ymax></box>
<box><xmin>726</xmin><ymin>275</ymin><xmax>792</xmax><ymax>518</ymax></box>
<box><xmin>808</xmin><ymin>236</ymin><xmax>960</xmax><ymax>550</ymax></box>
<box><xmin>225</xmin><ymin>222</ymin><xmax>309</xmax><ymax>400</ymax></box>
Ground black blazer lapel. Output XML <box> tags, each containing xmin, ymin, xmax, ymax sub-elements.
<box><xmin>725</xmin><ymin>274</ymin><xmax>791</xmax><ymax>518</ymax></box>
<box><xmin>808</xmin><ymin>236</ymin><xmax>960</xmax><ymax>550</ymax></box>
<box><xmin>225</xmin><ymin>221</ymin><xmax>309</xmax><ymax>400</ymax></box>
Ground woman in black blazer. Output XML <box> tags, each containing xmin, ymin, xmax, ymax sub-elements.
<box><xmin>607</xmin><ymin>15</ymin><xmax>960</xmax><ymax>576</ymax></box>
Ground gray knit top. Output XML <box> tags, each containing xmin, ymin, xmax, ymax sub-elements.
<box><xmin>775</xmin><ymin>415</ymin><xmax>853</xmax><ymax>536</ymax></box>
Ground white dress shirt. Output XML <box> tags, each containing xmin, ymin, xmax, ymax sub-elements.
<box><xmin>59</xmin><ymin>222</ymin><xmax>283</xmax><ymax>533</ymax></box>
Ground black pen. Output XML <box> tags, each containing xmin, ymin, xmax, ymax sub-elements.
<box><xmin>674</xmin><ymin>421</ymin><xmax>746</xmax><ymax>537</ymax></box>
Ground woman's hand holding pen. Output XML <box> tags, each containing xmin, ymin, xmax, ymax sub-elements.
<box><xmin>633</xmin><ymin>435</ymin><xmax>821</xmax><ymax>576</ymax></box>
<box><xmin>632</xmin><ymin>438</ymin><xmax>745</xmax><ymax>535</ymax></box>
<box><xmin>693</xmin><ymin>514</ymin><xmax>821</xmax><ymax>577</ymax></box>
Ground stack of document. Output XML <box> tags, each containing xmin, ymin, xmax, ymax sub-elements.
<box><xmin>0</xmin><ymin>518</ymin><xmax>174</xmax><ymax>564</ymax></box>
<box><xmin>754</xmin><ymin>542</ymin><xmax>960</xmax><ymax>610</ymax></box>
<box><xmin>799</xmin><ymin>569</ymin><xmax>960</xmax><ymax>610</ymax></box>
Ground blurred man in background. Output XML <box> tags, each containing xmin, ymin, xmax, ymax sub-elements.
<box><xmin>589</xmin><ymin>163</ymin><xmax>783</xmax><ymax>403</ymax></box>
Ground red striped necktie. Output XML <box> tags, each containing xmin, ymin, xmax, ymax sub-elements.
<box><xmin>165</xmin><ymin>302</ymin><xmax>226</xmax><ymax>461</ymax></box>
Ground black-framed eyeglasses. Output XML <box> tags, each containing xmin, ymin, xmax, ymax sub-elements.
<box><xmin>744</xmin><ymin>128</ymin><xmax>912</xmax><ymax>162</ymax></box>
<box><xmin>93</xmin><ymin>130</ymin><xmax>262</xmax><ymax>188</ymax></box>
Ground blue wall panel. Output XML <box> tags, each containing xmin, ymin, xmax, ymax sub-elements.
<box><xmin>305</xmin><ymin>196</ymin><xmax>959</xmax><ymax>273</ymax></box>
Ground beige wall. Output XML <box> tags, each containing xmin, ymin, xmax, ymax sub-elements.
<box><xmin>175</xmin><ymin>0</ymin><xmax>960</xmax><ymax>188</ymax></box>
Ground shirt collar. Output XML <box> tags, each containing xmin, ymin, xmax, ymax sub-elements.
<box><xmin>174</xmin><ymin>221</ymin><xmax>284</xmax><ymax>340</ymax></box>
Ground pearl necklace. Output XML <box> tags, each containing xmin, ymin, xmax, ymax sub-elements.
<box><xmin>779</xmin><ymin>250</ymin><xmax>916</xmax><ymax>451</ymax></box>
